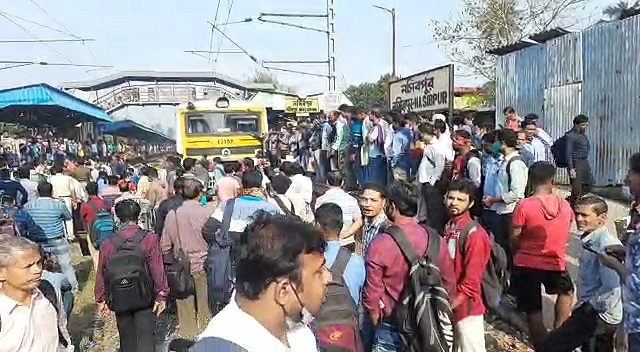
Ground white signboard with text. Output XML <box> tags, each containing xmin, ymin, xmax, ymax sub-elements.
<box><xmin>388</xmin><ymin>64</ymin><xmax>454</xmax><ymax>113</ymax></box>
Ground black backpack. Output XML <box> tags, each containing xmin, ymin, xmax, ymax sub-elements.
<box><xmin>313</xmin><ymin>247</ymin><xmax>363</xmax><ymax>352</ymax></box>
<box><xmin>386</xmin><ymin>226</ymin><xmax>455</xmax><ymax>352</ymax></box>
<box><xmin>457</xmin><ymin>220</ymin><xmax>508</xmax><ymax>312</ymax></box>
<box><xmin>550</xmin><ymin>132</ymin><xmax>569</xmax><ymax>168</ymax></box>
<box><xmin>105</xmin><ymin>230</ymin><xmax>155</xmax><ymax>313</ymax></box>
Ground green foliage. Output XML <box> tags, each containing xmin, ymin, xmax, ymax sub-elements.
<box><xmin>431</xmin><ymin>0</ymin><xmax>589</xmax><ymax>80</ymax></box>
<box><xmin>344</xmin><ymin>73</ymin><xmax>395</xmax><ymax>109</ymax></box>
<box><xmin>603</xmin><ymin>1</ymin><xmax>640</xmax><ymax>20</ymax></box>
<box><xmin>247</xmin><ymin>69</ymin><xmax>296</xmax><ymax>93</ymax></box>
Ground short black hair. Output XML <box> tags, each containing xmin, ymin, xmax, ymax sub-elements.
<box><xmin>418</xmin><ymin>123</ymin><xmax>435</xmax><ymax>136</ymax></box>
<box><xmin>521</xmin><ymin>118</ymin><xmax>537</xmax><ymax>129</ymax></box>
<box><xmin>314</xmin><ymin>203</ymin><xmax>343</xmax><ymax>234</ymax></box>
<box><xmin>362</xmin><ymin>182</ymin><xmax>386</xmax><ymax>198</ymax></box>
<box><xmin>524</xmin><ymin>113</ymin><xmax>539</xmax><ymax>122</ymax></box>
<box><xmin>213</xmin><ymin>157</ymin><xmax>222</xmax><ymax>163</ymax></box>
<box><xmin>497</xmin><ymin>128</ymin><xmax>518</xmax><ymax>148</ymax></box>
<box><xmin>454</xmin><ymin>129</ymin><xmax>472</xmax><ymax>140</ymax></box>
<box><xmin>37</xmin><ymin>182</ymin><xmax>53</xmax><ymax>197</ymax></box>
<box><xmin>51</xmin><ymin>164</ymin><xmax>63</xmax><ymax>175</ymax></box>
<box><xmin>503</xmin><ymin>106</ymin><xmax>515</xmax><ymax>115</ymax></box>
<box><xmin>235</xmin><ymin>211</ymin><xmax>326</xmax><ymax>300</ymax></box>
<box><xmin>447</xmin><ymin>178</ymin><xmax>478</xmax><ymax>202</ymax></box>
<box><xmin>433</xmin><ymin>119</ymin><xmax>447</xmax><ymax>133</ymax></box>
<box><xmin>630</xmin><ymin>153</ymin><xmax>640</xmax><ymax>175</ymax></box>
<box><xmin>482</xmin><ymin>130</ymin><xmax>497</xmax><ymax>144</ymax></box>
<box><xmin>242</xmin><ymin>170</ymin><xmax>263</xmax><ymax>189</ymax></box>
<box><xmin>114</xmin><ymin>199</ymin><xmax>141</xmax><ymax>223</ymax></box>
<box><xmin>243</xmin><ymin>157</ymin><xmax>255</xmax><ymax>170</ymax></box>
<box><xmin>17</xmin><ymin>166</ymin><xmax>30</xmax><ymax>179</ymax></box>
<box><xmin>270</xmin><ymin>174</ymin><xmax>291</xmax><ymax>194</ymax></box>
<box><xmin>183</xmin><ymin>158</ymin><xmax>196</xmax><ymax>171</ymax></box>
<box><xmin>86</xmin><ymin>182</ymin><xmax>99</xmax><ymax>196</ymax></box>
<box><xmin>573</xmin><ymin>114</ymin><xmax>589</xmax><ymax>125</ymax></box>
<box><xmin>386</xmin><ymin>180</ymin><xmax>419</xmax><ymax>217</ymax></box>
<box><xmin>224</xmin><ymin>161</ymin><xmax>240</xmax><ymax>174</ymax></box>
<box><xmin>280</xmin><ymin>161</ymin><xmax>295</xmax><ymax>176</ymax></box>
<box><xmin>182</xmin><ymin>178</ymin><xmax>203</xmax><ymax>200</ymax></box>
<box><xmin>174</xmin><ymin>177</ymin><xmax>186</xmax><ymax>194</ymax></box>
<box><xmin>107</xmin><ymin>175</ymin><xmax>120</xmax><ymax>186</ymax></box>
<box><xmin>327</xmin><ymin>171</ymin><xmax>343</xmax><ymax>187</ymax></box>
<box><xmin>528</xmin><ymin>161</ymin><xmax>556</xmax><ymax>187</ymax></box>
<box><xmin>576</xmin><ymin>196</ymin><xmax>608</xmax><ymax>216</ymax></box>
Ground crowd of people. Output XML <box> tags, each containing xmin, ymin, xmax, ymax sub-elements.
<box><xmin>0</xmin><ymin>102</ymin><xmax>638</xmax><ymax>352</ymax></box>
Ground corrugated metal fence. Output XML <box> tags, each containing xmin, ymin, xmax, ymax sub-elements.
<box><xmin>495</xmin><ymin>15</ymin><xmax>640</xmax><ymax>185</ymax></box>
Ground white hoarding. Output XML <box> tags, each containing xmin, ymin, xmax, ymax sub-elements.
<box><xmin>388</xmin><ymin>64</ymin><xmax>454</xmax><ymax>113</ymax></box>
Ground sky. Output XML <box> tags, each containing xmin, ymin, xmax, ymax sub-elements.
<box><xmin>0</xmin><ymin>0</ymin><xmax>615</xmax><ymax>95</ymax></box>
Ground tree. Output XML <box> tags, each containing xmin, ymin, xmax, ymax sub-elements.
<box><xmin>344</xmin><ymin>73</ymin><xmax>395</xmax><ymax>109</ymax></box>
<box><xmin>247</xmin><ymin>69</ymin><xmax>296</xmax><ymax>93</ymax></box>
<box><xmin>603</xmin><ymin>0</ymin><xmax>640</xmax><ymax>20</ymax></box>
<box><xmin>432</xmin><ymin>0</ymin><xmax>589</xmax><ymax>80</ymax></box>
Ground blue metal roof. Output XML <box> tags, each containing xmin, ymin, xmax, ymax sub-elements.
<box><xmin>0</xmin><ymin>83</ymin><xmax>112</xmax><ymax>122</ymax></box>
<box><xmin>100</xmin><ymin>119</ymin><xmax>175</xmax><ymax>144</ymax></box>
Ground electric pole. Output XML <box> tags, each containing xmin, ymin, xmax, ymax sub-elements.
<box><xmin>327</xmin><ymin>0</ymin><xmax>336</xmax><ymax>91</ymax></box>
<box><xmin>373</xmin><ymin>5</ymin><xmax>396</xmax><ymax>79</ymax></box>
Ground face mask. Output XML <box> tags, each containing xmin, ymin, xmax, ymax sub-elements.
<box><xmin>622</xmin><ymin>185</ymin><xmax>634</xmax><ymax>201</ymax></box>
<box><xmin>284</xmin><ymin>285</ymin><xmax>315</xmax><ymax>329</ymax></box>
<box><xmin>491</xmin><ymin>142</ymin><xmax>502</xmax><ymax>155</ymax></box>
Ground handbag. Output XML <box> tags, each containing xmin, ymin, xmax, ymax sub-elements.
<box><xmin>164</xmin><ymin>209</ymin><xmax>195</xmax><ymax>299</ymax></box>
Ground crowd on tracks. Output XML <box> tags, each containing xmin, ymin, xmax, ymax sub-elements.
<box><xmin>0</xmin><ymin>104</ymin><xmax>639</xmax><ymax>352</ymax></box>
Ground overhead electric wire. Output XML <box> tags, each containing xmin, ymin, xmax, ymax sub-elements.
<box><xmin>0</xmin><ymin>11</ymin><xmax>79</xmax><ymax>38</ymax></box>
<box><xmin>0</xmin><ymin>38</ymin><xmax>94</xmax><ymax>43</ymax></box>
<box><xmin>0</xmin><ymin>60</ymin><xmax>112</xmax><ymax>68</ymax></box>
<box><xmin>0</xmin><ymin>63</ymin><xmax>33</xmax><ymax>71</ymax></box>
<box><xmin>213</xmin><ymin>0</ymin><xmax>235</xmax><ymax>64</ymax></box>
<box><xmin>28</xmin><ymin>0</ymin><xmax>100</xmax><ymax>66</ymax></box>
<box><xmin>0</xmin><ymin>12</ymin><xmax>74</xmax><ymax>63</ymax></box>
<box><xmin>208</xmin><ymin>21</ymin><xmax>258</xmax><ymax>64</ymax></box>
<box><xmin>208</xmin><ymin>0</ymin><xmax>223</xmax><ymax>64</ymax></box>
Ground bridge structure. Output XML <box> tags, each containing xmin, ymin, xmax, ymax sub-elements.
<box><xmin>59</xmin><ymin>70</ymin><xmax>291</xmax><ymax>114</ymax></box>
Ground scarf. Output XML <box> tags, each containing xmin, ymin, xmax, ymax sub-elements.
<box><xmin>242</xmin><ymin>188</ymin><xmax>267</xmax><ymax>201</ymax></box>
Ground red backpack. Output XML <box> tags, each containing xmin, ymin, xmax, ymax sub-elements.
<box><xmin>312</xmin><ymin>247</ymin><xmax>363</xmax><ymax>352</ymax></box>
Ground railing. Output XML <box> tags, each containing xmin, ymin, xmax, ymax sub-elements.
<box><xmin>90</xmin><ymin>83</ymin><xmax>246</xmax><ymax>110</ymax></box>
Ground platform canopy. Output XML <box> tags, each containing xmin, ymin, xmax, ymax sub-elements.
<box><xmin>100</xmin><ymin>119</ymin><xmax>175</xmax><ymax>144</ymax></box>
<box><xmin>0</xmin><ymin>83</ymin><xmax>112</xmax><ymax>125</ymax></box>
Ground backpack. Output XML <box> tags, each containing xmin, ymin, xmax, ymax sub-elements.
<box><xmin>104</xmin><ymin>230</ymin><xmax>155</xmax><ymax>313</ymax></box>
<box><xmin>88</xmin><ymin>201</ymin><xmax>116</xmax><ymax>250</ymax></box>
<box><xmin>505</xmin><ymin>155</ymin><xmax>523</xmax><ymax>188</ymax></box>
<box><xmin>164</xmin><ymin>210</ymin><xmax>195</xmax><ymax>300</ymax></box>
<box><xmin>550</xmin><ymin>132</ymin><xmax>569</xmax><ymax>168</ymax></box>
<box><xmin>206</xmin><ymin>199</ymin><xmax>236</xmax><ymax>313</ymax></box>
<box><xmin>457</xmin><ymin>220</ymin><xmax>508</xmax><ymax>311</ymax></box>
<box><xmin>0</xmin><ymin>206</ymin><xmax>19</xmax><ymax>236</ymax></box>
<box><xmin>313</xmin><ymin>247</ymin><xmax>363</xmax><ymax>352</ymax></box>
<box><xmin>271</xmin><ymin>195</ymin><xmax>297</xmax><ymax>218</ymax></box>
<box><xmin>385</xmin><ymin>226</ymin><xmax>455</xmax><ymax>352</ymax></box>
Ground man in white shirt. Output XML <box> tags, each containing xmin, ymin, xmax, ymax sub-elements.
<box><xmin>315</xmin><ymin>171</ymin><xmax>363</xmax><ymax>250</ymax></box>
<box><xmin>48</xmin><ymin>164</ymin><xmax>77</xmax><ymax>241</ymax></box>
<box><xmin>17</xmin><ymin>166</ymin><xmax>38</xmax><ymax>204</ymax></box>
<box><xmin>0</xmin><ymin>236</ymin><xmax>61</xmax><ymax>352</ymax></box>
<box><xmin>433</xmin><ymin>119</ymin><xmax>455</xmax><ymax>163</ymax></box>
<box><xmin>417</xmin><ymin>124</ymin><xmax>448</xmax><ymax>232</ymax></box>
<box><xmin>195</xmin><ymin>213</ymin><xmax>327</xmax><ymax>352</ymax></box>
<box><xmin>482</xmin><ymin>129</ymin><xmax>528</xmax><ymax>260</ymax></box>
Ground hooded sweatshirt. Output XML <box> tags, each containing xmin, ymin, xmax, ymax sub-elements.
<box><xmin>512</xmin><ymin>194</ymin><xmax>574</xmax><ymax>271</ymax></box>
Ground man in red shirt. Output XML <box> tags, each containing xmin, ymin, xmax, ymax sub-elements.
<box><xmin>363</xmin><ymin>180</ymin><xmax>456</xmax><ymax>351</ymax></box>
<box><xmin>444</xmin><ymin>178</ymin><xmax>492</xmax><ymax>352</ymax></box>
<box><xmin>80</xmin><ymin>181</ymin><xmax>107</xmax><ymax>268</ymax></box>
<box><xmin>512</xmin><ymin>161</ymin><xmax>574</xmax><ymax>350</ymax></box>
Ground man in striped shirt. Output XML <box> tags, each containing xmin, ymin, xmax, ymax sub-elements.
<box><xmin>24</xmin><ymin>181</ymin><xmax>78</xmax><ymax>293</ymax></box>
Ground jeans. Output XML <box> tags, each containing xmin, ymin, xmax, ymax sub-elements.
<box><xmin>314</xmin><ymin>150</ymin><xmax>329</xmax><ymax>183</ymax></box>
<box><xmin>372</xmin><ymin>323</ymin><xmax>403</xmax><ymax>352</ymax></box>
<box><xmin>367</xmin><ymin>156</ymin><xmax>387</xmax><ymax>187</ymax></box>
<box><xmin>630</xmin><ymin>333</ymin><xmax>640</xmax><ymax>352</ymax></box>
<box><xmin>41</xmin><ymin>238</ymin><xmax>78</xmax><ymax>293</ymax></box>
<box><xmin>62</xmin><ymin>288</ymin><xmax>74</xmax><ymax>319</ymax></box>
<box><xmin>115</xmin><ymin>307</ymin><xmax>156</xmax><ymax>352</ymax></box>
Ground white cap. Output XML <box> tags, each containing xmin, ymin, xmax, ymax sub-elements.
<box><xmin>433</xmin><ymin>113</ymin><xmax>446</xmax><ymax>121</ymax></box>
